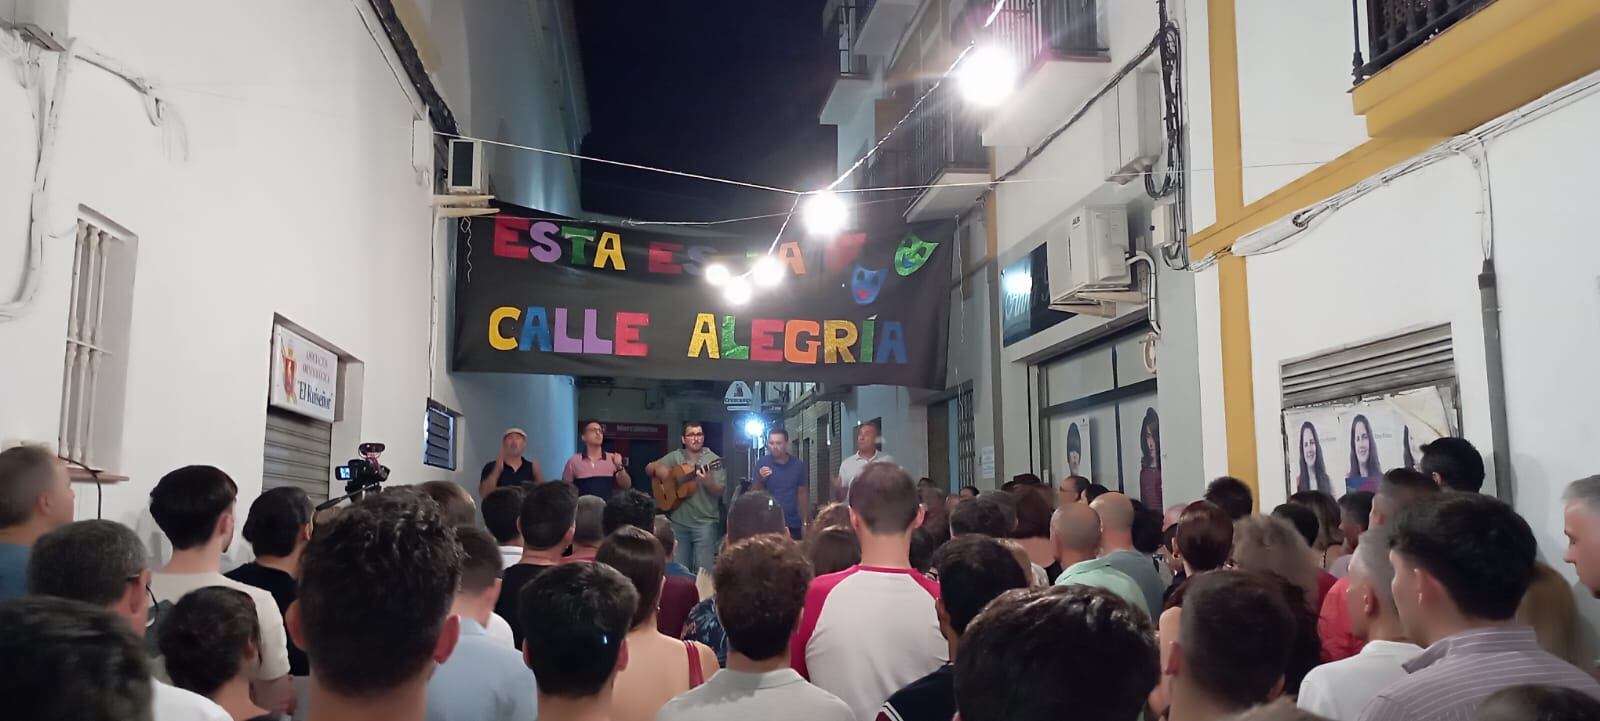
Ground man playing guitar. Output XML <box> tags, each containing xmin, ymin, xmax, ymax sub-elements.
<box><xmin>646</xmin><ymin>422</ymin><xmax>725</xmax><ymax>574</ymax></box>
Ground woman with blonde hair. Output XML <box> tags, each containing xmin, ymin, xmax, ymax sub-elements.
<box><xmin>1517</xmin><ymin>562</ymin><xmax>1593</xmax><ymax>670</ymax></box>
<box><xmin>1233</xmin><ymin>514</ymin><xmax>1321</xmax><ymax>612</ymax></box>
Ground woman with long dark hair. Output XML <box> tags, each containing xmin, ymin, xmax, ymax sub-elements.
<box><xmin>1296</xmin><ymin>422</ymin><xmax>1332</xmax><ymax>495</ymax></box>
<box><xmin>1346</xmin><ymin>414</ymin><xmax>1383</xmax><ymax>492</ymax></box>
<box><xmin>1066</xmin><ymin>423</ymin><xmax>1084</xmax><ymax>477</ymax></box>
<box><xmin>1139</xmin><ymin>408</ymin><xmax>1163</xmax><ymax>509</ymax></box>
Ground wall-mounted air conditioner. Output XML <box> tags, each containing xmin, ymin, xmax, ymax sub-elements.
<box><xmin>1102</xmin><ymin>69</ymin><xmax>1162</xmax><ymax>185</ymax></box>
<box><xmin>447</xmin><ymin>139</ymin><xmax>486</xmax><ymax>194</ymax></box>
<box><xmin>1046</xmin><ymin>206</ymin><xmax>1130</xmax><ymax>308</ymax></box>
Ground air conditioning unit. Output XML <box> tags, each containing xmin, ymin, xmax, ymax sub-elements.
<box><xmin>1102</xmin><ymin>69</ymin><xmax>1162</xmax><ymax>185</ymax></box>
<box><xmin>1047</xmin><ymin>206</ymin><xmax>1131</xmax><ymax>308</ymax></box>
<box><xmin>447</xmin><ymin>138</ymin><xmax>485</xmax><ymax>194</ymax></box>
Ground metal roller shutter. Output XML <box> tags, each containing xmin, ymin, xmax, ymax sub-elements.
<box><xmin>1281</xmin><ymin>324</ymin><xmax>1455</xmax><ymax>408</ymax></box>
<box><xmin>264</xmin><ymin>407</ymin><xmax>333</xmax><ymax>503</ymax></box>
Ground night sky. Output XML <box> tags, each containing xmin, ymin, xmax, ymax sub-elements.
<box><xmin>573</xmin><ymin>0</ymin><xmax>838</xmax><ymax>223</ymax></box>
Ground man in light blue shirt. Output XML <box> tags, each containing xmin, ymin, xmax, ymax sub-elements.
<box><xmin>426</xmin><ymin>527</ymin><xmax>537</xmax><ymax>721</ymax></box>
<box><xmin>1051</xmin><ymin>502</ymin><xmax>1149</xmax><ymax>618</ymax></box>
<box><xmin>0</xmin><ymin>446</ymin><xmax>75</xmax><ymax>601</ymax></box>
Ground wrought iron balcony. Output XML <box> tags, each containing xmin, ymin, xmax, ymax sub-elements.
<box><xmin>833</xmin><ymin>0</ymin><xmax>870</xmax><ymax>77</ymax></box>
<box><xmin>1354</xmin><ymin>0</ymin><xmax>1495</xmax><ymax>81</ymax></box>
<box><xmin>871</xmin><ymin>81</ymin><xmax>988</xmax><ymax>219</ymax></box>
<box><xmin>986</xmin><ymin>0</ymin><xmax>1106</xmax><ymax>72</ymax></box>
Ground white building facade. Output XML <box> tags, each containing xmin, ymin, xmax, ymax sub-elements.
<box><xmin>0</xmin><ymin>0</ymin><xmax>585</xmax><ymax>543</ymax></box>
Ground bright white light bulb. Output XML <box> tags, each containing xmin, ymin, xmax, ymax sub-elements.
<box><xmin>1003</xmin><ymin>271</ymin><xmax>1032</xmax><ymax>296</ymax></box>
<box><xmin>956</xmin><ymin>45</ymin><xmax>1019</xmax><ymax>107</ymax></box>
<box><xmin>743</xmin><ymin>418</ymin><xmax>765</xmax><ymax>438</ymax></box>
<box><xmin>802</xmin><ymin>191</ymin><xmax>848</xmax><ymax>237</ymax></box>
<box><xmin>724</xmin><ymin>276</ymin><xmax>753</xmax><ymax>305</ymax></box>
<box><xmin>752</xmin><ymin>257</ymin><xmax>784</xmax><ymax>287</ymax></box>
<box><xmin>705</xmin><ymin>263</ymin><xmax>731</xmax><ymax>286</ymax></box>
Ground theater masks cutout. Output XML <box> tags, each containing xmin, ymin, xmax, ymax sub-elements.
<box><xmin>894</xmin><ymin>234</ymin><xmax>938</xmax><ymax>276</ymax></box>
<box><xmin>852</xmin><ymin>265</ymin><xmax>887</xmax><ymax>305</ymax></box>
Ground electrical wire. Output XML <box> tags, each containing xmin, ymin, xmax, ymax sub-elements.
<box><xmin>434</xmin><ymin>131</ymin><xmax>801</xmax><ymax>196</ymax></box>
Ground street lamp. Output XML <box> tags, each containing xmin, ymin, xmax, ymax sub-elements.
<box><xmin>802</xmin><ymin>191</ymin><xmax>848</xmax><ymax>236</ymax></box>
<box><xmin>955</xmin><ymin>45</ymin><xmax>1019</xmax><ymax>107</ymax></box>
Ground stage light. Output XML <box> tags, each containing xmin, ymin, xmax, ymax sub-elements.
<box><xmin>743</xmin><ymin>418</ymin><xmax>765</xmax><ymax>439</ymax></box>
<box><xmin>705</xmin><ymin>262</ymin><xmax>731</xmax><ymax>286</ymax></box>
<box><xmin>752</xmin><ymin>256</ymin><xmax>783</xmax><ymax>287</ymax></box>
<box><xmin>802</xmin><ymin>191</ymin><xmax>848</xmax><ymax>237</ymax></box>
<box><xmin>955</xmin><ymin>45</ymin><xmax>1019</xmax><ymax>107</ymax></box>
<box><xmin>1003</xmin><ymin>271</ymin><xmax>1032</xmax><ymax>296</ymax></box>
<box><xmin>724</xmin><ymin>276</ymin><xmax>753</xmax><ymax>305</ymax></box>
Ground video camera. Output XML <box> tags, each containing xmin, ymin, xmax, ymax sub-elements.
<box><xmin>334</xmin><ymin>442</ymin><xmax>390</xmax><ymax>499</ymax></box>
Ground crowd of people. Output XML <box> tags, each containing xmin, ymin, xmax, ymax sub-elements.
<box><xmin>4</xmin><ymin>430</ymin><xmax>1600</xmax><ymax>721</ymax></box>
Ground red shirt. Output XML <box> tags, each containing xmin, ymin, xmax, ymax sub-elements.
<box><xmin>1318</xmin><ymin>575</ymin><xmax>1365</xmax><ymax>662</ymax></box>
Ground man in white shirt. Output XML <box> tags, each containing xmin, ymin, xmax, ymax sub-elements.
<box><xmin>27</xmin><ymin>519</ymin><xmax>232</xmax><ymax>721</ymax></box>
<box><xmin>426</xmin><ymin>526</ymin><xmax>537</xmax><ymax>721</ymax></box>
<box><xmin>795</xmin><ymin>463</ymin><xmax>944</xmax><ymax>721</ymax></box>
<box><xmin>833</xmin><ymin>424</ymin><xmax>895</xmax><ymax>502</ymax></box>
<box><xmin>481</xmin><ymin>487</ymin><xmax>527</xmax><ymax>569</ymax></box>
<box><xmin>1298</xmin><ymin>528</ymin><xmax>1421</xmax><ymax>720</ymax></box>
<box><xmin>148</xmin><ymin>466</ymin><xmax>293</xmax><ymax>712</ymax></box>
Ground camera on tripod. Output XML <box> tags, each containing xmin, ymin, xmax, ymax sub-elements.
<box><xmin>334</xmin><ymin>442</ymin><xmax>390</xmax><ymax>497</ymax></box>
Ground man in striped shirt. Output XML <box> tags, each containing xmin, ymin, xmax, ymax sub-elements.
<box><xmin>1357</xmin><ymin>494</ymin><xmax>1600</xmax><ymax>721</ymax></box>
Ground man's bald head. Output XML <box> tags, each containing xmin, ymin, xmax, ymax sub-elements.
<box><xmin>1091</xmin><ymin>492</ymin><xmax>1135</xmax><ymax>533</ymax></box>
<box><xmin>1051</xmin><ymin>503</ymin><xmax>1102</xmax><ymax>555</ymax></box>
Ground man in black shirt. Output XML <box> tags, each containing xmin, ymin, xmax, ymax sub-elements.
<box><xmin>479</xmin><ymin>428</ymin><xmax>545</xmax><ymax>499</ymax></box>
<box><xmin>880</xmin><ymin>536</ymin><xmax>1028</xmax><ymax>721</ymax></box>
<box><xmin>495</xmin><ymin>481</ymin><xmax>576</xmax><ymax>647</ymax></box>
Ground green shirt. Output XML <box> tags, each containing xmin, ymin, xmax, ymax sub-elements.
<box><xmin>657</xmin><ymin>448</ymin><xmax>724</xmax><ymax>528</ymax></box>
<box><xmin>1054</xmin><ymin>557</ymin><xmax>1150</xmax><ymax>618</ymax></box>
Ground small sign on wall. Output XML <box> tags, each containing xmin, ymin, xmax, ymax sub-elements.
<box><xmin>270</xmin><ymin>326</ymin><xmax>339</xmax><ymax>422</ymax></box>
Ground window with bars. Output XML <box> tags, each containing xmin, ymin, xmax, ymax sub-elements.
<box><xmin>59</xmin><ymin>217</ymin><xmax>136</xmax><ymax>469</ymax></box>
<box><xmin>423</xmin><ymin>401</ymin><xmax>461</xmax><ymax>470</ymax></box>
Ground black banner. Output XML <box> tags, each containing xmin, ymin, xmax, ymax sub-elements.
<box><xmin>452</xmin><ymin>205</ymin><xmax>954</xmax><ymax>388</ymax></box>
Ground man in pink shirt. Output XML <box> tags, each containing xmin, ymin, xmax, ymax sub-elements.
<box><xmin>561</xmin><ymin>420</ymin><xmax>630</xmax><ymax>499</ymax></box>
<box><xmin>792</xmin><ymin>463</ymin><xmax>945</xmax><ymax>721</ymax></box>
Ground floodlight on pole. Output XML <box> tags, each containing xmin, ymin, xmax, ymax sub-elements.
<box><xmin>955</xmin><ymin>45</ymin><xmax>1019</xmax><ymax>107</ymax></box>
<box><xmin>802</xmin><ymin>191</ymin><xmax>848</xmax><ymax>237</ymax></box>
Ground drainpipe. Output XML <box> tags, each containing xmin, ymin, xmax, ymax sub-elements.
<box><xmin>1478</xmin><ymin>258</ymin><xmax>1514</xmax><ymax>503</ymax></box>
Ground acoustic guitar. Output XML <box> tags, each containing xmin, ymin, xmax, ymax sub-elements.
<box><xmin>652</xmin><ymin>458</ymin><xmax>724</xmax><ymax>513</ymax></box>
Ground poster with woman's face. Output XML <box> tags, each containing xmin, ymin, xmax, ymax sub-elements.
<box><xmin>1065</xmin><ymin>417</ymin><xmax>1093</xmax><ymax>483</ymax></box>
<box><xmin>1281</xmin><ymin>386</ymin><xmax>1457</xmax><ymax>498</ymax></box>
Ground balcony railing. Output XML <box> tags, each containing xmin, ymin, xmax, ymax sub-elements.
<box><xmin>987</xmin><ymin>0</ymin><xmax>1106</xmax><ymax>72</ymax></box>
<box><xmin>1354</xmin><ymin>0</ymin><xmax>1494</xmax><ymax>81</ymax></box>
<box><xmin>871</xmin><ymin>82</ymin><xmax>987</xmax><ymax>201</ymax></box>
<box><xmin>833</xmin><ymin>0</ymin><xmax>871</xmax><ymax>77</ymax></box>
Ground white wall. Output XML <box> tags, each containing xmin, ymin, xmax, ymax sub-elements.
<box><xmin>0</xmin><ymin>0</ymin><xmax>582</xmax><ymax>538</ymax></box>
<box><xmin>1234</xmin><ymin>0</ymin><xmax>1368</xmax><ymax>204</ymax></box>
<box><xmin>1218</xmin><ymin>83</ymin><xmax>1600</xmax><ymax>639</ymax></box>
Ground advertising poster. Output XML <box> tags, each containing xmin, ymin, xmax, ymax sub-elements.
<box><xmin>1063</xmin><ymin>416</ymin><xmax>1094</xmax><ymax>482</ymax></box>
<box><xmin>1283</xmin><ymin>386</ymin><xmax>1456</xmax><ymax>496</ymax></box>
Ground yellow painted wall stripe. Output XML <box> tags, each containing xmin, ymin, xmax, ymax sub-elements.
<box><xmin>1217</xmin><ymin>255</ymin><xmax>1258</xmax><ymax>499</ymax></box>
<box><xmin>1204</xmin><ymin>0</ymin><xmax>1259</xmax><ymax>506</ymax></box>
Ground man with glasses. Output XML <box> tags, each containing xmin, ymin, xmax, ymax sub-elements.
<box><xmin>646</xmin><ymin>422</ymin><xmax>725</xmax><ymax>574</ymax></box>
<box><xmin>27</xmin><ymin>519</ymin><xmax>232</xmax><ymax>720</ymax></box>
<box><xmin>561</xmin><ymin>420</ymin><xmax>630</xmax><ymax>500</ymax></box>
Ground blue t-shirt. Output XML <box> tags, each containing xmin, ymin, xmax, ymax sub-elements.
<box><xmin>755</xmin><ymin>454</ymin><xmax>808</xmax><ymax>530</ymax></box>
<box><xmin>0</xmin><ymin>543</ymin><xmax>31</xmax><ymax>602</ymax></box>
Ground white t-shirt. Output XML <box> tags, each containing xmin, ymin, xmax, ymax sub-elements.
<box><xmin>486</xmin><ymin>612</ymin><xmax>515</xmax><ymax>647</ymax></box>
<box><xmin>1297</xmin><ymin>640</ymin><xmax>1423</xmax><ymax>721</ymax></box>
<box><xmin>499</xmin><ymin>546</ymin><xmax>522</xmax><ymax>570</ymax></box>
<box><xmin>792</xmin><ymin>565</ymin><xmax>946</xmax><ymax>721</ymax></box>
<box><xmin>151</xmin><ymin>571</ymin><xmax>292</xmax><ymax>680</ymax></box>
<box><xmin>837</xmin><ymin>452</ymin><xmax>896</xmax><ymax>490</ymax></box>
<box><xmin>153</xmin><ymin>678</ymin><xmax>233</xmax><ymax>721</ymax></box>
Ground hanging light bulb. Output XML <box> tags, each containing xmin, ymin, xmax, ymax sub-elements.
<box><xmin>955</xmin><ymin>45</ymin><xmax>1019</xmax><ymax>107</ymax></box>
<box><xmin>705</xmin><ymin>263</ymin><xmax>731</xmax><ymax>287</ymax></box>
<box><xmin>802</xmin><ymin>191</ymin><xmax>848</xmax><ymax>237</ymax></box>
<box><xmin>752</xmin><ymin>256</ymin><xmax>784</xmax><ymax>287</ymax></box>
<box><xmin>724</xmin><ymin>276</ymin><xmax>753</xmax><ymax>305</ymax></box>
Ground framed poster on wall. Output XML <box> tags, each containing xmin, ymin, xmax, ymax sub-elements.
<box><xmin>1063</xmin><ymin>416</ymin><xmax>1093</xmax><ymax>481</ymax></box>
<box><xmin>1282</xmin><ymin>385</ymin><xmax>1458</xmax><ymax>497</ymax></box>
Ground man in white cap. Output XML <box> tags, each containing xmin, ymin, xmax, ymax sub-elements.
<box><xmin>480</xmin><ymin>428</ymin><xmax>545</xmax><ymax>499</ymax></box>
